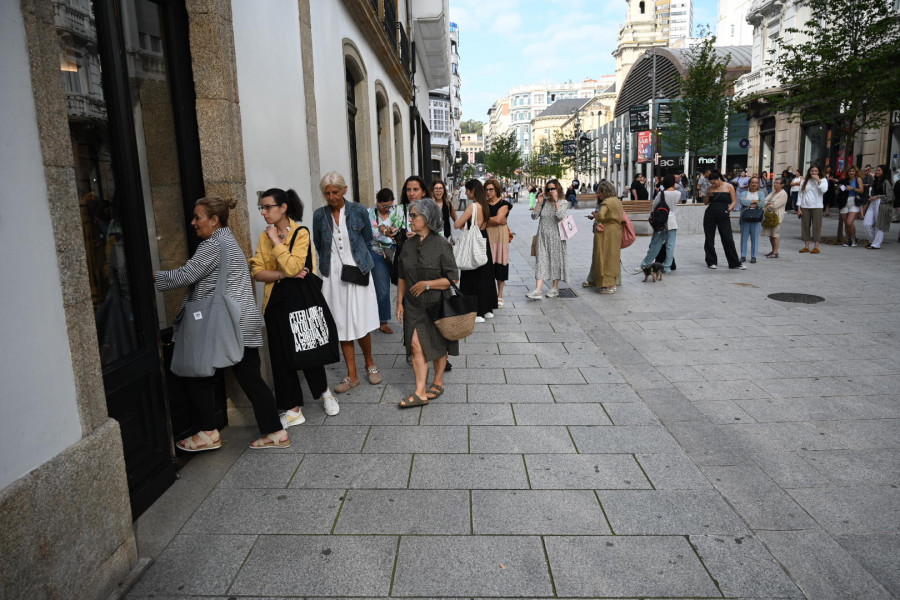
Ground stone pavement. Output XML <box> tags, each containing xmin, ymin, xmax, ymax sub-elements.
<box><xmin>129</xmin><ymin>203</ymin><xmax>900</xmax><ymax>599</ymax></box>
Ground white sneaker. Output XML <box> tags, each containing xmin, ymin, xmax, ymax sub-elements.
<box><xmin>526</xmin><ymin>289</ymin><xmax>543</xmax><ymax>299</ymax></box>
<box><xmin>484</xmin><ymin>312</ymin><xmax>494</xmax><ymax>319</ymax></box>
<box><xmin>545</xmin><ymin>288</ymin><xmax>559</xmax><ymax>298</ymax></box>
<box><xmin>322</xmin><ymin>390</ymin><xmax>340</xmax><ymax>416</ymax></box>
<box><xmin>475</xmin><ymin>316</ymin><xmax>486</xmax><ymax>323</ymax></box>
<box><xmin>280</xmin><ymin>408</ymin><xmax>305</xmax><ymax>429</ymax></box>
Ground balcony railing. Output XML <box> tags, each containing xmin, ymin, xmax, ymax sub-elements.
<box><xmin>53</xmin><ymin>1</ymin><xmax>97</xmax><ymax>42</ymax></box>
<box><xmin>383</xmin><ymin>0</ymin><xmax>397</xmax><ymax>52</ymax></box>
<box><xmin>397</xmin><ymin>22</ymin><xmax>411</xmax><ymax>80</ymax></box>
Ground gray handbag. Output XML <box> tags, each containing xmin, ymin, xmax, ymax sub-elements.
<box><xmin>170</xmin><ymin>238</ymin><xmax>244</xmax><ymax>377</ymax></box>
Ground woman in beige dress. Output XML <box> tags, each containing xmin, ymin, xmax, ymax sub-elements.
<box><xmin>591</xmin><ymin>181</ymin><xmax>624</xmax><ymax>294</ymax></box>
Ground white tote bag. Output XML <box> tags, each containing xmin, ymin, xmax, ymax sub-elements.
<box><xmin>558</xmin><ymin>214</ymin><xmax>578</xmax><ymax>240</ymax></box>
<box><xmin>453</xmin><ymin>203</ymin><xmax>488</xmax><ymax>270</ymax></box>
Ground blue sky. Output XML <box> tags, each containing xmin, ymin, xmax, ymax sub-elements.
<box><xmin>450</xmin><ymin>0</ymin><xmax>720</xmax><ymax>122</ymax></box>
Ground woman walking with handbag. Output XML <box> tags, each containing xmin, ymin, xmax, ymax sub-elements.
<box><xmin>484</xmin><ymin>178</ymin><xmax>512</xmax><ymax>307</ymax></box>
<box><xmin>156</xmin><ymin>196</ymin><xmax>289</xmax><ymax>451</ymax></box>
<box><xmin>527</xmin><ymin>179</ymin><xmax>570</xmax><ymax>299</ymax></box>
<box><xmin>250</xmin><ymin>188</ymin><xmax>339</xmax><ymax>425</ymax></box>
<box><xmin>591</xmin><ymin>181</ymin><xmax>624</xmax><ymax>293</ymax></box>
<box><xmin>396</xmin><ymin>198</ymin><xmax>460</xmax><ymax>408</ymax></box>
<box><xmin>739</xmin><ymin>175</ymin><xmax>767</xmax><ymax>263</ymax></box>
<box><xmin>369</xmin><ymin>187</ymin><xmax>403</xmax><ymax>334</ymax></box>
<box><xmin>454</xmin><ymin>179</ymin><xmax>497</xmax><ymax>322</ymax></box>
<box><xmin>313</xmin><ymin>172</ymin><xmax>382</xmax><ymax>398</ymax></box>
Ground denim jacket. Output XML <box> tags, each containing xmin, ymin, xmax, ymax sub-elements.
<box><xmin>313</xmin><ymin>200</ymin><xmax>375</xmax><ymax>276</ymax></box>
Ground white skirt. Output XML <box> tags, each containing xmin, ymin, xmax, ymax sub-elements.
<box><xmin>322</xmin><ymin>251</ymin><xmax>379</xmax><ymax>341</ymax></box>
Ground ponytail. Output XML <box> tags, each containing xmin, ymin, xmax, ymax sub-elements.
<box><xmin>260</xmin><ymin>187</ymin><xmax>304</xmax><ymax>222</ymax></box>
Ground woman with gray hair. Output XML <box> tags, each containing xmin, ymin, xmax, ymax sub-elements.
<box><xmin>312</xmin><ymin>172</ymin><xmax>382</xmax><ymax>406</ymax></box>
<box><xmin>395</xmin><ymin>198</ymin><xmax>460</xmax><ymax>408</ymax></box>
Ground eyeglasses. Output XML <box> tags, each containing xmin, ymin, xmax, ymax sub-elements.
<box><xmin>258</xmin><ymin>204</ymin><xmax>279</xmax><ymax>212</ymax></box>
<box><xmin>485</xmin><ymin>187</ymin><xmax>495</xmax><ymax>191</ymax></box>
<box><xmin>546</xmin><ymin>187</ymin><xmax>557</xmax><ymax>191</ymax></box>
<box><xmin>409</xmin><ymin>212</ymin><xmax>423</xmax><ymax>219</ymax></box>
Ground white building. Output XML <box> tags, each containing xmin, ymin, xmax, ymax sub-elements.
<box><xmin>487</xmin><ymin>77</ymin><xmax>615</xmax><ymax>156</ymax></box>
<box><xmin>428</xmin><ymin>21</ymin><xmax>460</xmax><ymax>182</ymax></box>
<box><xmin>716</xmin><ymin>0</ymin><xmax>755</xmax><ymax>46</ymax></box>
<box><xmin>667</xmin><ymin>0</ymin><xmax>694</xmax><ymax>41</ymax></box>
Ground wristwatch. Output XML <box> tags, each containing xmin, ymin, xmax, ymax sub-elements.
<box><xmin>425</xmin><ymin>283</ymin><xmax>430</xmax><ymax>291</ymax></box>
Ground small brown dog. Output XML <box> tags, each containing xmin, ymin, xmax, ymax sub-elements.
<box><xmin>642</xmin><ymin>262</ymin><xmax>664</xmax><ymax>282</ymax></box>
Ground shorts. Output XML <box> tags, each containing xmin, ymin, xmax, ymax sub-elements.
<box><xmin>840</xmin><ymin>203</ymin><xmax>859</xmax><ymax>215</ymax></box>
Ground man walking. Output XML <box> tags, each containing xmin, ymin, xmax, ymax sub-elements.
<box><xmin>697</xmin><ymin>169</ymin><xmax>710</xmax><ymax>202</ymax></box>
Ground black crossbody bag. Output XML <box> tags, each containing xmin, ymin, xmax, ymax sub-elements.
<box><xmin>328</xmin><ymin>210</ymin><xmax>370</xmax><ymax>286</ymax></box>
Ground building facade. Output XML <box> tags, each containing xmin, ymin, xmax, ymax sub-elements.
<box><xmin>734</xmin><ymin>0</ymin><xmax>897</xmax><ymax>177</ymax></box>
<box><xmin>460</xmin><ymin>132</ymin><xmax>484</xmax><ymax>164</ymax></box>
<box><xmin>428</xmin><ymin>21</ymin><xmax>460</xmax><ymax>183</ymax></box>
<box><xmin>0</xmin><ymin>0</ymin><xmax>449</xmax><ymax>596</ymax></box>
<box><xmin>487</xmin><ymin>77</ymin><xmax>615</xmax><ymax>157</ymax></box>
<box><xmin>716</xmin><ymin>0</ymin><xmax>754</xmax><ymax>46</ymax></box>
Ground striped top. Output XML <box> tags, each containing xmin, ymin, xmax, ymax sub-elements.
<box><xmin>155</xmin><ymin>227</ymin><xmax>263</xmax><ymax>347</ymax></box>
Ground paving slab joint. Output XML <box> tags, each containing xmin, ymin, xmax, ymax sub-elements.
<box><xmin>594</xmin><ymin>489</ymin><xmax>617</xmax><ymax>535</ymax></box>
<box><xmin>685</xmin><ymin>534</ymin><xmax>725</xmax><ymax>596</ymax></box>
<box><xmin>539</xmin><ymin>536</ymin><xmax>559</xmax><ymax>597</ymax></box>
<box><xmin>329</xmin><ymin>489</ymin><xmax>349</xmax><ymax>535</ymax></box>
<box><xmin>631</xmin><ymin>454</ymin><xmax>657</xmax><ymax>490</ymax></box>
<box><xmin>387</xmin><ymin>535</ymin><xmax>402</xmax><ymax>597</ymax></box>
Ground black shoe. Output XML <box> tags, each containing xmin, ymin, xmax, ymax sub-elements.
<box><xmin>445</xmin><ymin>361</ymin><xmax>452</xmax><ymax>372</ymax></box>
<box><xmin>750</xmin><ymin>257</ymin><xmax>756</xmax><ymax>264</ymax></box>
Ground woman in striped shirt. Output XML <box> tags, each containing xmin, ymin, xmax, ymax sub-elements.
<box><xmin>155</xmin><ymin>196</ymin><xmax>289</xmax><ymax>451</ymax></box>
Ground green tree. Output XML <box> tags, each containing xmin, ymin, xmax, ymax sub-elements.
<box><xmin>753</xmin><ymin>0</ymin><xmax>900</xmax><ymax>160</ymax></box>
<box><xmin>460</xmin><ymin>119</ymin><xmax>484</xmax><ymax>134</ymax></box>
<box><xmin>663</xmin><ymin>35</ymin><xmax>733</xmax><ymax>173</ymax></box>
<box><xmin>474</xmin><ymin>150</ymin><xmax>486</xmax><ymax>164</ymax></box>
<box><xmin>483</xmin><ymin>131</ymin><xmax>522</xmax><ymax>179</ymax></box>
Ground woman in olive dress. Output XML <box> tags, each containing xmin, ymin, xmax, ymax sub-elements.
<box><xmin>396</xmin><ymin>198</ymin><xmax>460</xmax><ymax>407</ymax></box>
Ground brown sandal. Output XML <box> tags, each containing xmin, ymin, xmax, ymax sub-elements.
<box><xmin>177</xmin><ymin>430</ymin><xmax>221</xmax><ymax>452</ymax></box>
<box><xmin>398</xmin><ymin>394</ymin><xmax>428</xmax><ymax>409</ymax></box>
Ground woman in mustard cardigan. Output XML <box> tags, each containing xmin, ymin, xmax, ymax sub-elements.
<box><xmin>250</xmin><ymin>188</ymin><xmax>338</xmax><ymax>425</ymax></box>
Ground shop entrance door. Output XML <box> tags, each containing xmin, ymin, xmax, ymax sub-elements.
<box><xmin>59</xmin><ymin>0</ymin><xmax>206</xmax><ymax>517</ymax></box>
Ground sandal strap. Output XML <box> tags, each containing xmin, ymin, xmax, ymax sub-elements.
<box><xmin>367</xmin><ymin>366</ymin><xmax>380</xmax><ymax>374</ymax></box>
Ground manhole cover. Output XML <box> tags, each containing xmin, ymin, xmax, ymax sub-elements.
<box><xmin>556</xmin><ymin>288</ymin><xmax>578</xmax><ymax>298</ymax></box>
<box><xmin>768</xmin><ymin>292</ymin><xmax>824</xmax><ymax>304</ymax></box>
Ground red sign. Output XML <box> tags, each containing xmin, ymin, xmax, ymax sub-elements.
<box><xmin>637</xmin><ymin>131</ymin><xmax>653</xmax><ymax>163</ymax></box>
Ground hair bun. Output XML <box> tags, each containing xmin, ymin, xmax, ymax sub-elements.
<box><xmin>226</xmin><ymin>198</ymin><xmax>238</xmax><ymax>210</ymax></box>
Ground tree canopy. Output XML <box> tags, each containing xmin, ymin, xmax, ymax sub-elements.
<box><xmin>663</xmin><ymin>35</ymin><xmax>733</xmax><ymax>167</ymax></box>
<box><xmin>460</xmin><ymin>119</ymin><xmax>484</xmax><ymax>134</ymax></box>
<box><xmin>483</xmin><ymin>131</ymin><xmax>522</xmax><ymax>179</ymax></box>
<box><xmin>754</xmin><ymin>0</ymin><xmax>900</xmax><ymax>146</ymax></box>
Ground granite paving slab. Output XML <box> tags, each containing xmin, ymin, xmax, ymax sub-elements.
<box><xmin>469</xmin><ymin>425</ymin><xmax>577</xmax><ymax>453</ymax></box>
<box><xmin>420</xmin><ymin>404</ymin><xmax>515</xmax><ymax>426</ymax></box>
<box><xmin>472</xmin><ymin>490</ymin><xmax>610</xmax><ymax>534</ymax></box>
<box><xmin>468</xmin><ymin>383</ymin><xmax>554</xmax><ymax>403</ymax></box>
<box><xmin>635</xmin><ymin>453</ymin><xmax>714</xmax><ymax>489</ymax></box>
<box><xmin>601</xmin><ymin>401</ymin><xmax>659</xmax><ymax>425</ymax></box>
<box><xmin>216</xmin><ymin>453</ymin><xmax>303</xmax><ymax>488</ymax></box>
<box><xmin>551</xmin><ymin>383</ymin><xmax>641</xmax><ymax>403</ymax></box>
<box><xmin>287</xmin><ymin>425</ymin><xmax>371</xmax><ymax>453</ymax></box>
<box><xmin>181</xmin><ymin>488</ymin><xmax>342</xmax><ymax>534</ymax></box>
<box><xmin>334</xmin><ymin>489</ymin><xmax>470</xmax><ymax>534</ymax></box>
<box><xmin>511</xmin><ymin>403</ymin><xmax>611</xmax><ymax>426</ymax></box>
<box><xmin>689</xmin><ymin>534</ymin><xmax>803</xmax><ymax>598</ymax></box>
<box><xmin>788</xmin><ymin>486</ymin><xmax>900</xmax><ymax>535</ymax></box>
<box><xmin>392</xmin><ymin>536</ymin><xmax>553</xmax><ymax>597</ymax></box>
<box><xmin>757</xmin><ymin>530</ymin><xmax>894</xmax><ymax>600</ymax></box>
<box><xmin>598</xmin><ymin>489</ymin><xmax>749</xmax><ymax>535</ymax></box>
<box><xmin>128</xmin><ymin>534</ymin><xmax>256</xmax><ymax>596</ymax></box>
<box><xmin>409</xmin><ymin>454</ymin><xmax>530</xmax><ymax>489</ymax></box>
<box><xmin>290</xmin><ymin>454</ymin><xmax>412</xmax><ymax>489</ymax></box>
<box><xmin>524</xmin><ymin>454</ymin><xmax>650</xmax><ymax>489</ymax></box>
<box><xmin>836</xmin><ymin>533</ymin><xmax>900</xmax><ymax>598</ymax></box>
<box><xmin>544</xmin><ymin>535</ymin><xmax>720</xmax><ymax>598</ymax></box>
<box><xmin>569</xmin><ymin>425</ymin><xmax>682</xmax><ymax>453</ymax></box>
<box><xmin>796</xmin><ymin>448</ymin><xmax>900</xmax><ymax>486</ymax></box>
<box><xmin>363</xmin><ymin>425</ymin><xmax>468</xmax><ymax>453</ymax></box>
<box><xmin>228</xmin><ymin>535</ymin><xmax>397</xmax><ymax>597</ymax></box>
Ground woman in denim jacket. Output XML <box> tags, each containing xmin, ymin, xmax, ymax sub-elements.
<box><xmin>738</xmin><ymin>175</ymin><xmax>767</xmax><ymax>263</ymax></box>
<box><xmin>313</xmin><ymin>171</ymin><xmax>381</xmax><ymax>396</ymax></box>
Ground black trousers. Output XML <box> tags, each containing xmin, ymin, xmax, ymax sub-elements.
<box><xmin>266</xmin><ymin>309</ymin><xmax>329</xmax><ymax>410</ymax></box>
<box><xmin>185</xmin><ymin>347</ymin><xmax>281</xmax><ymax>435</ymax></box>
<box><xmin>703</xmin><ymin>203</ymin><xmax>741</xmax><ymax>268</ymax></box>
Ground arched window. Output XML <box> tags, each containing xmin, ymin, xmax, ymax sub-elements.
<box><xmin>343</xmin><ymin>41</ymin><xmax>374</xmax><ymax>205</ymax></box>
<box><xmin>393</xmin><ymin>105</ymin><xmax>405</xmax><ymax>192</ymax></box>
<box><xmin>375</xmin><ymin>82</ymin><xmax>392</xmax><ymax>191</ymax></box>
<box><xmin>639</xmin><ymin>1</ymin><xmax>646</xmax><ymax>14</ymax></box>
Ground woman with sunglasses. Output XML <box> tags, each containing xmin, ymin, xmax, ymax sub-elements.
<box><xmin>454</xmin><ymin>179</ymin><xmax>498</xmax><ymax>322</ymax></box>
<box><xmin>527</xmin><ymin>179</ymin><xmax>570</xmax><ymax>299</ymax></box>
<box><xmin>483</xmin><ymin>178</ymin><xmax>512</xmax><ymax>307</ymax></box>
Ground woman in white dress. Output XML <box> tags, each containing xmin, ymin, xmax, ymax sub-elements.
<box><xmin>312</xmin><ymin>172</ymin><xmax>382</xmax><ymax>398</ymax></box>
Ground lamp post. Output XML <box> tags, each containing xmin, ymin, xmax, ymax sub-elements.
<box><xmin>646</xmin><ymin>48</ymin><xmax>657</xmax><ymax>186</ymax></box>
<box><xmin>573</xmin><ymin>109</ymin><xmax>582</xmax><ymax>182</ymax></box>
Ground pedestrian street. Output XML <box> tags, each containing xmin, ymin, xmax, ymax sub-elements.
<box><xmin>129</xmin><ymin>202</ymin><xmax>900</xmax><ymax>599</ymax></box>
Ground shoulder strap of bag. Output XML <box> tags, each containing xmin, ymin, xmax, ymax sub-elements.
<box><xmin>444</xmin><ymin>276</ymin><xmax>462</xmax><ymax>296</ymax></box>
<box><xmin>215</xmin><ymin>237</ymin><xmax>230</xmax><ymax>292</ymax></box>
<box><xmin>287</xmin><ymin>226</ymin><xmax>314</xmax><ymax>271</ymax></box>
